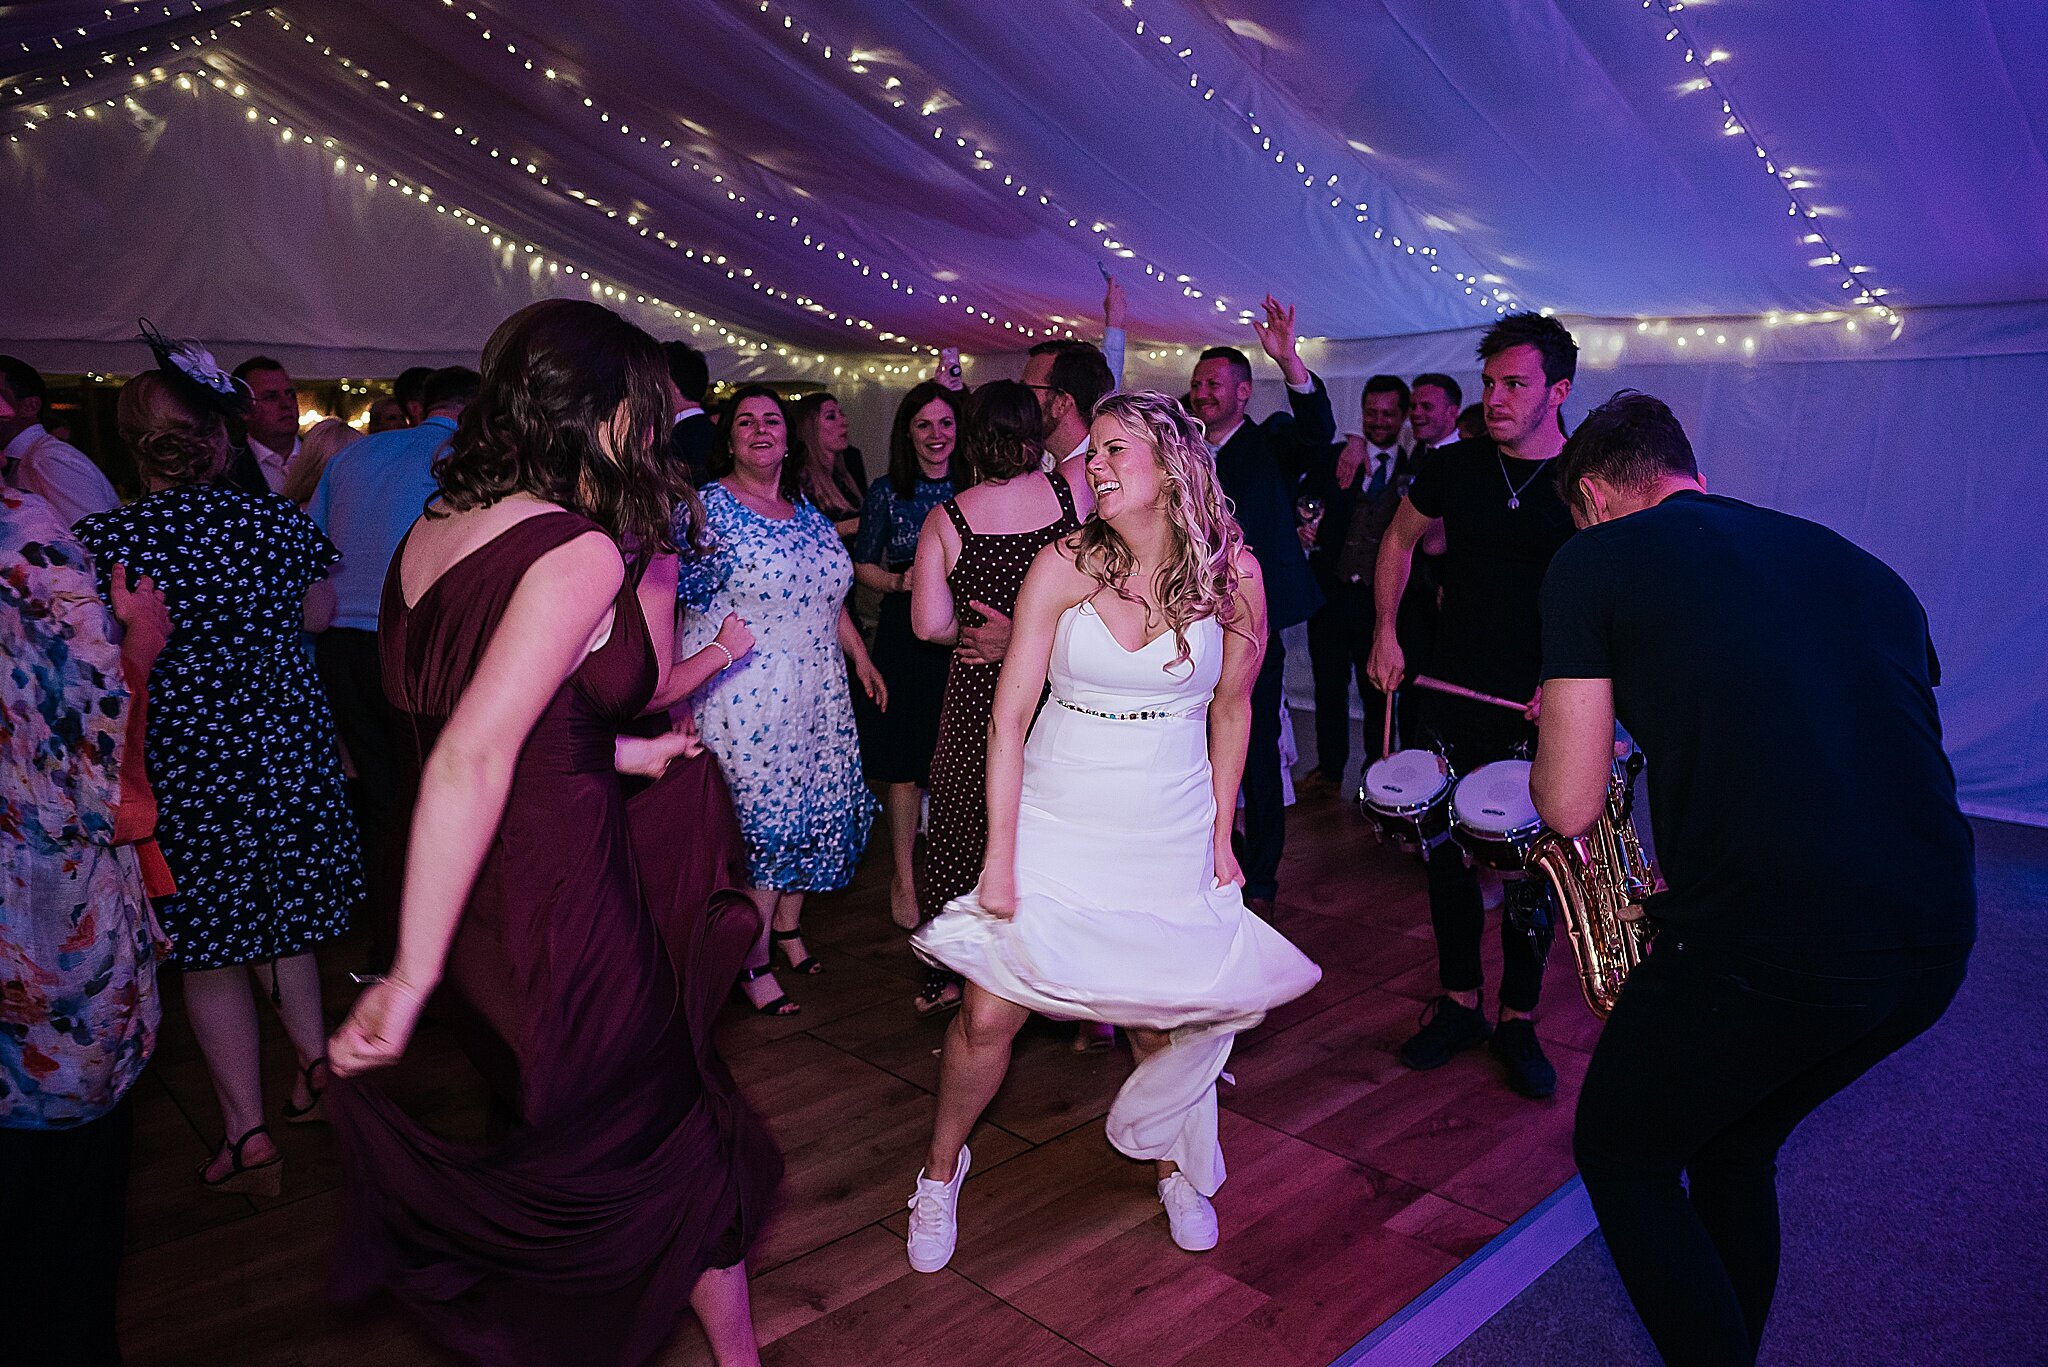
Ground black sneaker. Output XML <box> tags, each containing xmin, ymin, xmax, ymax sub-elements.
<box><xmin>1398</xmin><ymin>996</ymin><xmax>1493</xmax><ymax>1070</ymax></box>
<box><xmin>1488</xmin><ymin>1019</ymin><xmax>1558</xmax><ymax>1099</ymax></box>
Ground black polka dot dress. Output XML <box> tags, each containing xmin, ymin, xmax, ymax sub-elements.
<box><xmin>74</xmin><ymin>484</ymin><xmax>362</xmax><ymax>969</ymax></box>
<box><xmin>920</xmin><ymin>474</ymin><xmax>1079</xmax><ymax>919</ymax></box>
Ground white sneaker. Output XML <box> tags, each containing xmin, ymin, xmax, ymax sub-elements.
<box><xmin>906</xmin><ymin>1145</ymin><xmax>972</xmax><ymax>1272</ymax></box>
<box><xmin>1158</xmin><ymin>1172</ymin><xmax>1219</xmax><ymax>1252</ymax></box>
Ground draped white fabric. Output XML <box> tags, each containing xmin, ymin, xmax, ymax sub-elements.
<box><xmin>2</xmin><ymin>0</ymin><xmax>2044</xmax><ymax>819</ymax></box>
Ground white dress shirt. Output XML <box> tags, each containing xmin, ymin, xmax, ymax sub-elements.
<box><xmin>246</xmin><ymin>435</ymin><xmax>299</xmax><ymax>494</ymax></box>
<box><xmin>1</xmin><ymin>423</ymin><xmax>119</xmax><ymax>525</ymax></box>
<box><xmin>1040</xmin><ymin>432</ymin><xmax>1091</xmax><ymax>475</ymax></box>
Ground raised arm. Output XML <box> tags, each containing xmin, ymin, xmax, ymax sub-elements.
<box><xmin>910</xmin><ymin>504</ymin><xmax>963</xmax><ymax>644</ymax></box>
<box><xmin>978</xmin><ymin>542</ymin><xmax>1089</xmax><ymax>918</ymax></box>
<box><xmin>328</xmin><ymin>529</ymin><xmax>625</xmax><ymax>1076</ymax></box>
<box><xmin>1208</xmin><ymin>551</ymin><xmax>1268</xmax><ymax>887</ymax></box>
<box><xmin>1366</xmin><ymin>498</ymin><xmax>1439</xmax><ymax>694</ymax></box>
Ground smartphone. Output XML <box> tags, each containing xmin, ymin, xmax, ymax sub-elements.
<box><xmin>941</xmin><ymin>345</ymin><xmax>962</xmax><ymax>379</ymax></box>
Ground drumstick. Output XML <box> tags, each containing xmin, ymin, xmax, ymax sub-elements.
<box><xmin>1410</xmin><ymin>674</ymin><xmax>1533</xmax><ymax>715</ymax></box>
<box><xmin>1382</xmin><ymin>693</ymin><xmax>1394</xmax><ymax>758</ymax></box>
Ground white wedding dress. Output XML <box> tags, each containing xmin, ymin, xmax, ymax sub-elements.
<box><xmin>914</xmin><ymin>598</ymin><xmax>1322</xmax><ymax>1196</ymax></box>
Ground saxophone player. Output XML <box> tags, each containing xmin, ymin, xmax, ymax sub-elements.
<box><xmin>1531</xmin><ymin>392</ymin><xmax>1976</xmax><ymax>1367</ymax></box>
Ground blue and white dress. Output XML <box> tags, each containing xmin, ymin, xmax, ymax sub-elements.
<box><xmin>678</xmin><ymin>484</ymin><xmax>875</xmax><ymax>891</ymax></box>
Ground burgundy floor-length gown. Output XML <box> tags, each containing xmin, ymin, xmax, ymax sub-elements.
<box><xmin>330</xmin><ymin>511</ymin><xmax>780</xmax><ymax>1367</ymax></box>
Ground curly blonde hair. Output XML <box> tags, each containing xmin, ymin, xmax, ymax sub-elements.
<box><xmin>117</xmin><ymin>371</ymin><xmax>230</xmax><ymax>486</ymax></box>
<box><xmin>1072</xmin><ymin>390</ymin><xmax>1250</xmax><ymax>669</ymax></box>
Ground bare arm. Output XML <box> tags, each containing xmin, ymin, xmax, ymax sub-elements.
<box><xmin>854</xmin><ymin>561</ymin><xmax>904</xmax><ymax>594</ymax></box>
<box><xmin>1530</xmin><ymin>677</ymin><xmax>1616</xmax><ymax>838</ymax></box>
<box><xmin>910</xmin><ymin>505</ymin><xmax>962</xmax><ymax>644</ymax></box>
<box><xmin>303</xmin><ymin>579</ymin><xmax>336</xmax><ymax>633</ymax></box>
<box><xmin>328</xmin><ymin>530</ymin><xmax>625</xmax><ymax>1076</ymax></box>
<box><xmin>1366</xmin><ymin>498</ymin><xmax>1439</xmax><ymax>693</ymax></box>
<box><xmin>978</xmin><ymin>543</ymin><xmax>1090</xmax><ymax>916</ymax></box>
<box><xmin>1207</xmin><ymin>552</ymin><xmax>1268</xmax><ymax>886</ymax></box>
<box><xmin>840</xmin><ymin>605</ymin><xmax>888</xmax><ymax>709</ymax></box>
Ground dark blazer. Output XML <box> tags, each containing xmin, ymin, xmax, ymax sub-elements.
<box><xmin>671</xmin><ymin>412</ymin><xmax>716</xmax><ymax>485</ymax></box>
<box><xmin>1213</xmin><ymin>375</ymin><xmax>1333</xmax><ymax>630</ymax></box>
<box><xmin>1301</xmin><ymin>440</ymin><xmax>1425</xmax><ymax>588</ymax></box>
<box><xmin>217</xmin><ymin>440</ymin><xmax>273</xmax><ymax>497</ymax></box>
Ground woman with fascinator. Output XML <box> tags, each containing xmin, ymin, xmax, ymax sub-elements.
<box><xmin>905</xmin><ymin>392</ymin><xmax>1321</xmax><ymax>1271</ymax></box>
<box><xmin>72</xmin><ymin>325</ymin><xmax>363</xmax><ymax>1196</ymax></box>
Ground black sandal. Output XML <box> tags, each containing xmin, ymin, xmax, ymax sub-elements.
<box><xmin>740</xmin><ymin>963</ymin><xmax>801</xmax><ymax>1017</ymax></box>
<box><xmin>282</xmin><ymin>1056</ymin><xmax>329</xmax><ymax>1125</ymax></box>
<box><xmin>770</xmin><ymin>927</ymin><xmax>824</xmax><ymax>975</ymax></box>
<box><xmin>199</xmin><ymin>1125</ymin><xmax>284</xmax><ymax>1197</ymax></box>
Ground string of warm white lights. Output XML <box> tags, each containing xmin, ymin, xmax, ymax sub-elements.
<box><xmin>3</xmin><ymin>8</ymin><xmax>239</xmax><ymax>104</ymax></box>
<box><xmin>9</xmin><ymin>1</ymin><xmax>215</xmax><ymax>57</ymax></box>
<box><xmin>5</xmin><ymin>67</ymin><xmax>931</xmax><ymax>381</ymax></box>
<box><xmin>1100</xmin><ymin>0</ymin><xmax>1516</xmax><ymax>317</ymax></box>
<box><xmin>744</xmin><ymin>0</ymin><xmax>1261</xmax><ymax>331</ymax></box>
<box><xmin>1641</xmin><ymin>0</ymin><xmax>1900</xmax><ymax>333</ymax></box>
<box><xmin>422</xmin><ymin>0</ymin><xmax>1024</xmax><ymax>346</ymax></box>
<box><xmin>260</xmin><ymin>10</ymin><xmax>931</xmax><ymax>352</ymax></box>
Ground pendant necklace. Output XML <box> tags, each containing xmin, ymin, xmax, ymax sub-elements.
<box><xmin>1497</xmin><ymin>452</ymin><xmax>1551</xmax><ymax>510</ymax></box>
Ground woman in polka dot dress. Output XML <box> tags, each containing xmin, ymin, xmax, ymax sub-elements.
<box><xmin>75</xmin><ymin>369</ymin><xmax>361</xmax><ymax>1195</ymax></box>
<box><xmin>908</xmin><ymin>382</ymin><xmax>1079</xmax><ymax>1015</ymax></box>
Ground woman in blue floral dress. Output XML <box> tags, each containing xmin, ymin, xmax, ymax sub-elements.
<box><xmin>680</xmin><ymin>384</ymin><xmax>882</xmax><ymax>1015</ymax></box>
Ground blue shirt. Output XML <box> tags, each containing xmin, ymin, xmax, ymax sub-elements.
<box><xmin>308</xmin><ymin>415</ymin><xmax>452</xmax><ymax>630</ymax></box>
<box><xmin>853</xmin><ymin>474</ymin><xmax>953</xmax><ymax>571</ymax></box>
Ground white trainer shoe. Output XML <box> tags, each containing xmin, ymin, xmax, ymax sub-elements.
<box><xmin>1158</xmin><ymin>1171</ymin><xmax>1219</xmax><ymax>1252</ymax></box>
<box><xmin>906</xmin><ymin>1145</ymin><xmax>972</xmax><ymax>1273</ymax></box>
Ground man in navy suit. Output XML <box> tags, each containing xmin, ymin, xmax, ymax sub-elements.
<box><xmin>1187</xmin><ymin>296</ymin><xmax>1332</xmax><ymax>917</ymax></box>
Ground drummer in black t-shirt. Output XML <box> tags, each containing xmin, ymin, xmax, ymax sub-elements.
<box><xmin>1531</xmin><ymin>392</ymin><xmax>1974</xmax><ymax>1366</ymax></box>
<box><xmin>1367</xmin><ymin>313</ymin><xmax>1579</xmax><ymax>1099</ymax></box>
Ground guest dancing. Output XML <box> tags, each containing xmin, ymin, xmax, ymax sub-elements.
<box><xmin>1368</xmin><ymin>312</ymin><xmax>1580</xmax><ymax>1099</ymax></box>
<box><xmin>682</xmin><ymin>384</ymin><xmax>883</xmax><ymax>1012</ymax></box>
<box><xmin>325</xmin><ymin>300</ymin><xmax>779</xmax><ymax>1367</ymax></box>
<box><xmin>854</xmin><ymin>382</ymin><xmax>965</xmax><ymax>931</ymax></box>
<box><xmin>76</xmin><ymin>355</ymin><xmax>362</xmax><ymax>1193</ymax></box>
<box><xmin>790</xmin><ymin>391</ymin><xmax>868</xmax><ymax>541</ymax></box>
<box><xmin>907</xmin><ymin>380</ymin><xmax>1081</xmax><ymax>1016</ymax></box>
<box><xmin>907</xmin><ymin>392</ymin><xmax>1321</xmax><ymax>1271</ymax></box>
<box><xmin>1533</xmin><ymin>393</ymin><xmax>1976</xmax><ymax>1367</ymax></box>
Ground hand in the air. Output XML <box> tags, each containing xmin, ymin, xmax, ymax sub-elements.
<box><xmin>1103</xmin><ymin>275</ymin><xmax>1128</xmax><ymax>330</ymax></box>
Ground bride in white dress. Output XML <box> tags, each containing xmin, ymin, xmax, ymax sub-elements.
<box><xmin>907</xmin><ymin>391</ymin><xmax>1321</xmax><ymax>1270</ymax></box>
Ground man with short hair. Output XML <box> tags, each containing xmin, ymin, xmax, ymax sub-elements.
<box><xmin>1299</xmin><ymin>375</ymin><xmax>1414</xmax><ymax>795</ymax></box>
<box><xmin>233</xmin><ymin>357</ymin><xmax>301</xmax><ymax>494</ymax></box>
<box><xmin>1533</xmin><ymin>391</ymin><xmax>1974</xmax><ymax>1366</ymax></box>
<box><xmin>308</xmin><ymin>364</ymin><xmax>479</xmax><ymax>951</ymax></box>
<box><xmin>1408</xmin><ymin>373</ymin><xmax>1462</xmax><ymax>453</ymax></box>
<box><xmin>0</xmin><ymin>356</ymin><xmax>119</xmax><ymax>524</ymax></box>
<box><xmin>1187</xmin><ymin>296</ymin><xmax>1333</xmax><ymax>917</ymax></box>
<box><xmin>664</xmin><ymin>341</ymin><xmax>714</xmax><ymax>484</ymax></box>
<box><xmin>1368</xmin><ymin>313</ymin><xmax>1581</xmax><ymax>1099</ymax></box>
<box><xmin>392</xmin><ymin>366</ymin><xmax>434</xmax><ymax>426</ymax></box>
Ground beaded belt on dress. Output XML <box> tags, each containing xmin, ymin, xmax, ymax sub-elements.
<box><xmin>1051</xmin><ymin>694</ymin><xmax>1207</xmax><ymax>722</ymax></box>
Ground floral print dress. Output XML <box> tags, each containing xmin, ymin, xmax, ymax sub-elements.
<box><xmin>678</xmin><ymin>484</ymin><xmax>875</xmax><ymax>891</ymax></box>
<box><xmin>0</xmin><ymin>489</ymin><xmax>162</xmax><ymax>1128</ymax></box>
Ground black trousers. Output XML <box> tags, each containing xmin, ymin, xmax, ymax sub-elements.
<box><xmin>1239</xmin><ymin>627</ymin><xmax>1288</xmax><ymax>901</ymax></box>
<box><xmin>315</xmin><ymin>627</ymin><xmax>405</xmax><ymax>962</ymax></box>
<box><xmin>1421</xmin><ymin>694</ymin><xmax>1554</xmax><ymax>1012</ymax></box>
<box><xmin>0</xmin><ymin>1093</ymin><xmax>135</xmax><ymax>1367</ymax></box>
<box><xmin>1305</xmin><ymin>580</ymin><xmax>1390</xmax><ymax>783</ymax></box>
<box><xmin>1575</xmin><ymin>938</ymin><xmax>1971</xmax><ymax>1367</ymax></box>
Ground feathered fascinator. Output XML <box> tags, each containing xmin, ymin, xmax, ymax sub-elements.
<box><xmin>138</xmin><ymin>318</ymin><xmax>250</xmax><ymax>418</ymax></box>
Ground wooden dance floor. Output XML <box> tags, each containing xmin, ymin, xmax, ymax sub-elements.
<box><xmin>117</xmin><ymin>783</ymin><xmax>1605</xmax><ymax>1366</ymax></box>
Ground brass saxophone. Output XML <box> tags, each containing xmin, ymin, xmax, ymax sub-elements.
<box><xmin>1525</xmin><ymin>753</ymin><xmax>1656</xmax><ymax>1019</ymax></box>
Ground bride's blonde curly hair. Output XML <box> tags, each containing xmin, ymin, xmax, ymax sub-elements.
<box><xmin>1071</xmin><ymin>390</ymin><xmax>1251</xmax><ymax>670</ymax></box>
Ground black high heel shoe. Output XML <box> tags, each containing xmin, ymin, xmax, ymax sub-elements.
<box><xmin>770</xmin><ymin>927</ymin><xmax>824</xmax><ymax>975</ymax></box>
<box><xmin>740</xmin><ymin>962</ymin><xmax>801</xmax><ymax>1017</ymax></box>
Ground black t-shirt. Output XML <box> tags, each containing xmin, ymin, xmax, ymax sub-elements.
<box><xmin>1540</xmin><ymin>491</ymin><xmax>1975</xmax><ymax>948</ymax></box>
<box><xmin>1406</xmin><ymin>437</ymin><xmax>1575</xmax><ymax>703</ymax></box>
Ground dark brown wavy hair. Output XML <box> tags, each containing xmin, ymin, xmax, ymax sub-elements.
<box><xmin>887</xmin><ymin>381</ymin><xmax>966</xmax><ymax>496</ymax></box>
<box><xmin>433</xmin><ymin>299</ymin><xmax>698</xmax><ymax>552</ymax></box>
<box><xmin>707</xmin><ymin>384</ymin><xmax>806</xmax><ymax>501</ymax></box>
<box><xmin>961</xmin><ymin>380</ymin><xmax>1045</xmax><ymax>482</ymax></box>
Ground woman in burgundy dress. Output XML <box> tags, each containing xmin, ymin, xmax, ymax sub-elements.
<box><xmin>326</xmin><ymin>299</ymin><xmax>779</xmax><ymax>1367</ymax></box>
<box><xmin>907</xmin><ymin>381</ymin><xmax>1080</xmax><ymax>1015</ymax></box>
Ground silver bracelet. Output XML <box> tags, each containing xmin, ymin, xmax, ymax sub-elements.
<box><xmin>711</xmin><ymin>641</ymin><xmax>735</xmax><ymax>670</ymax></box>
